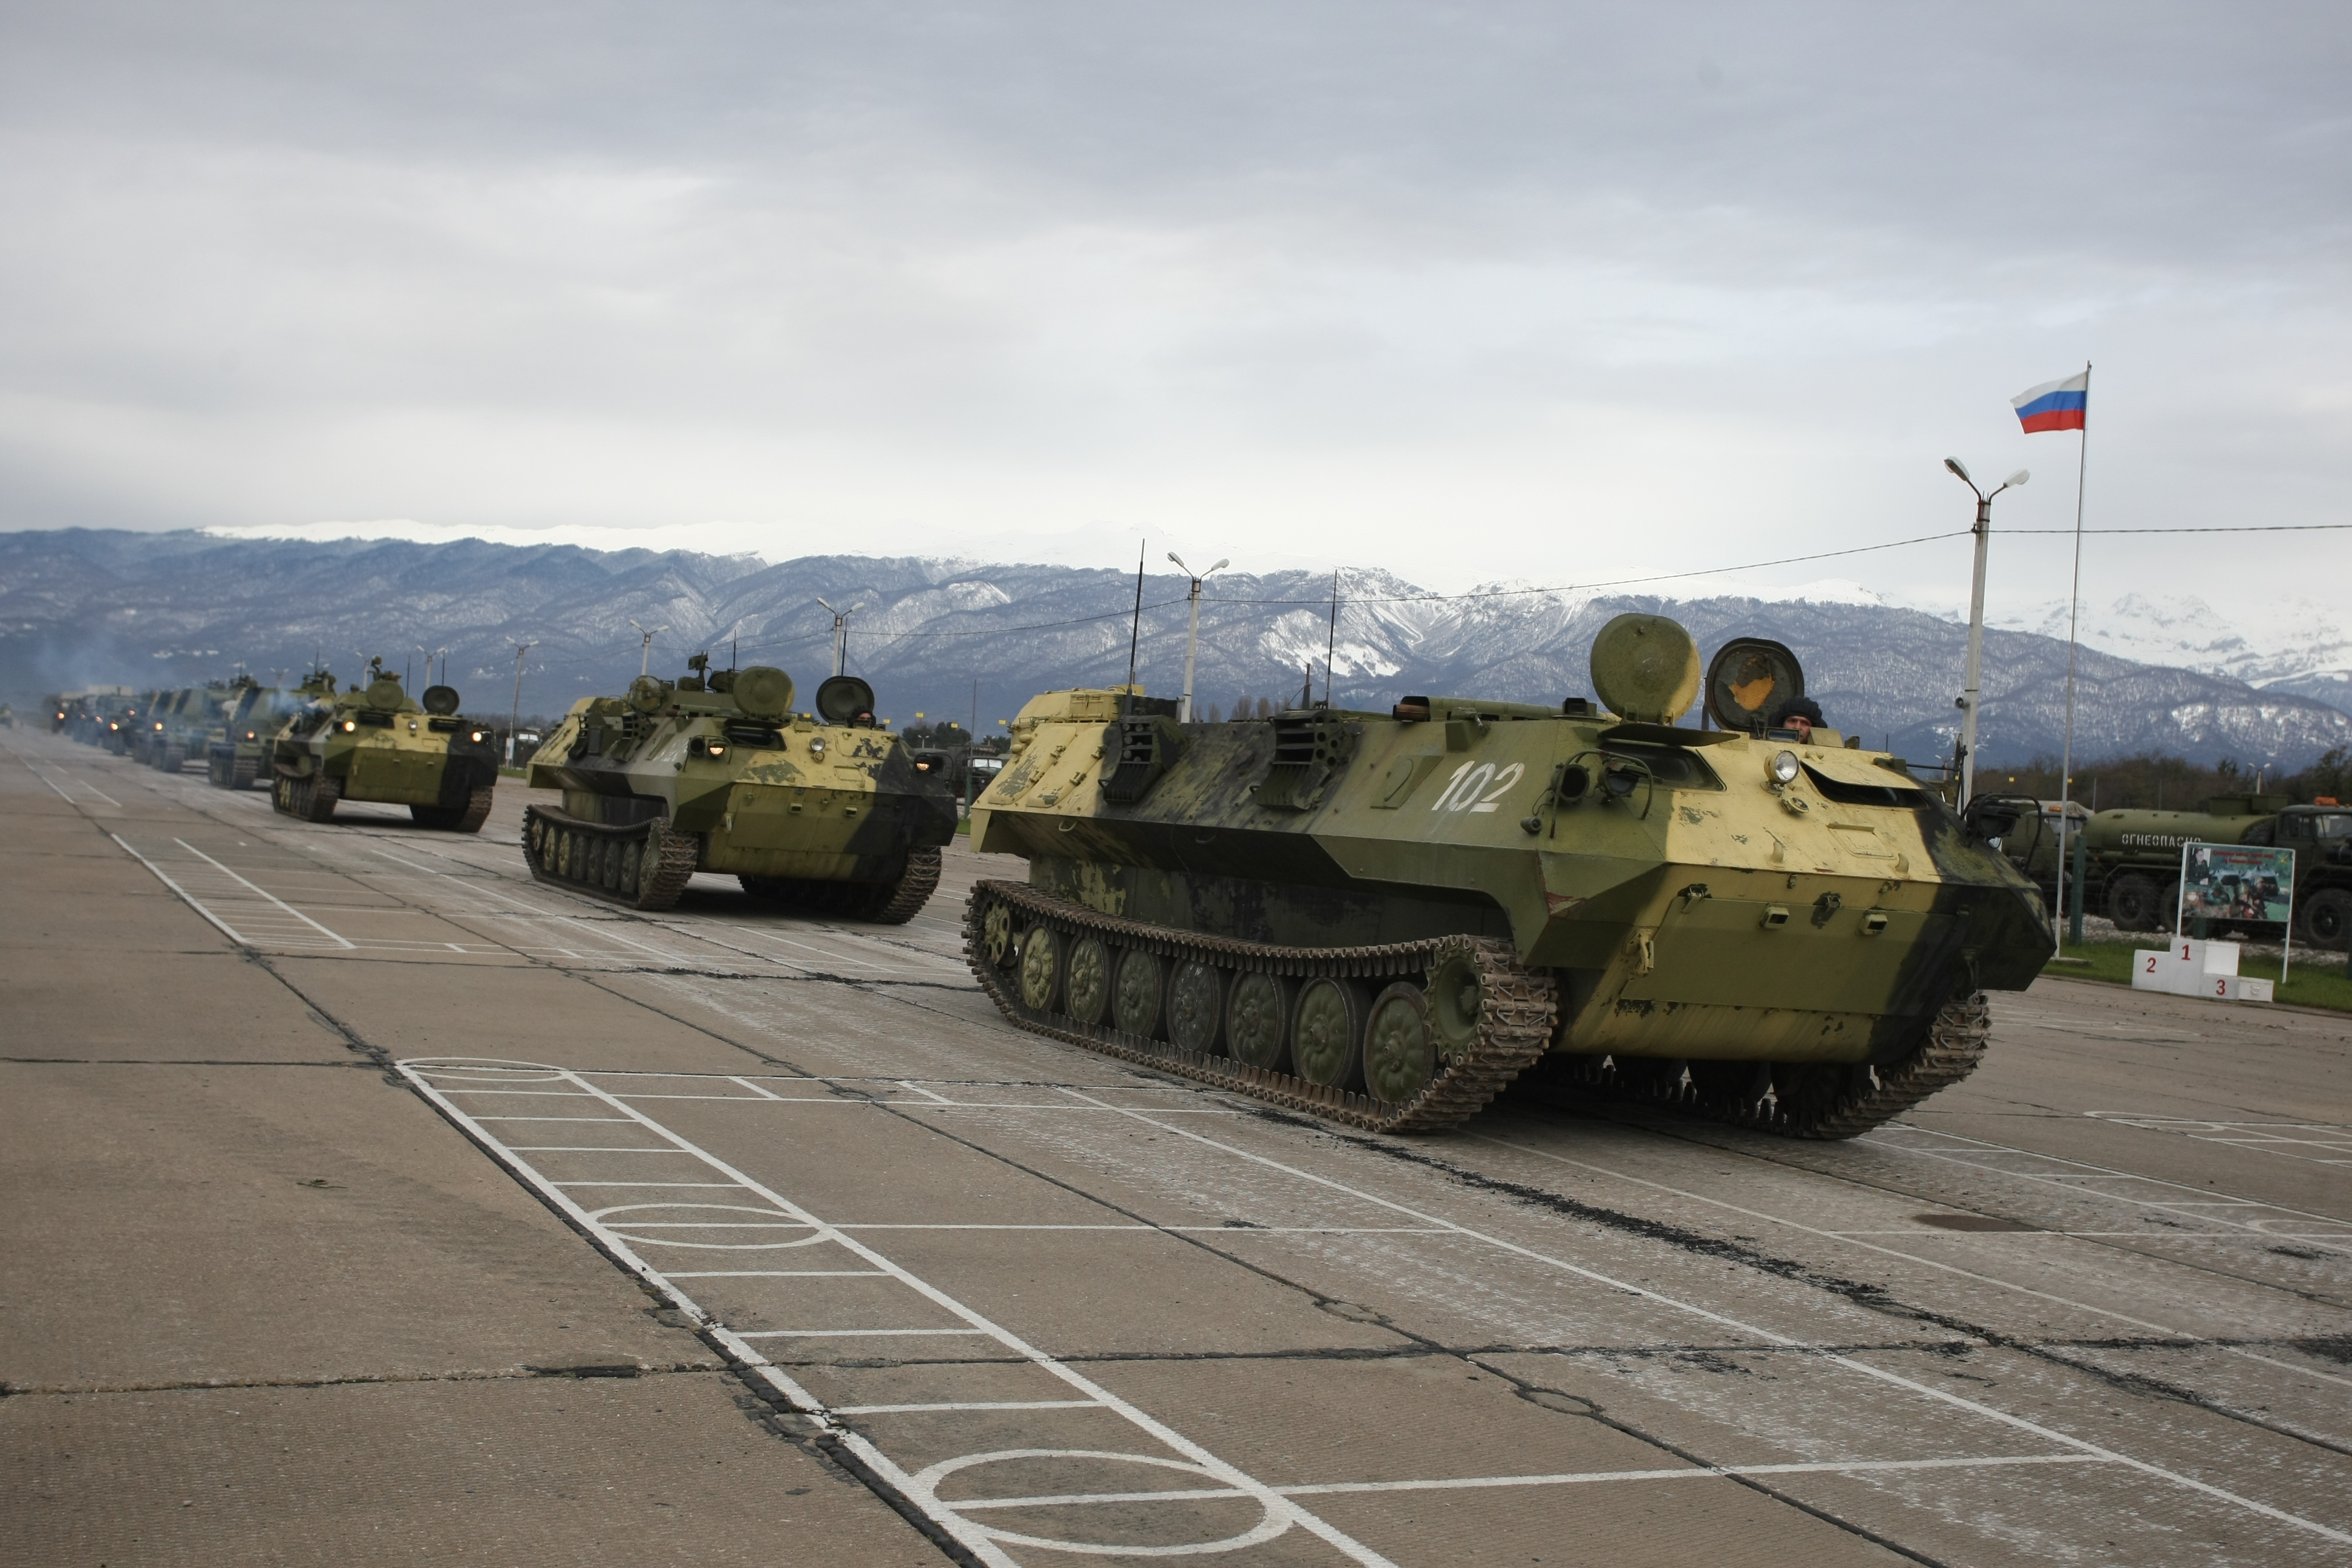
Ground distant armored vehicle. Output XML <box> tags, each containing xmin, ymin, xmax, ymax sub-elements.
<box><xmin>965</xmin><ymin>615</ymin><xmax>2052</xmax><ymax>1137</ymax></box>
<box><xmin>268</xmin><ymin>662</ymin><xmax>498</xmax><ymax>830</ymax></box>
<box><xmin>524</xmin><ymin>656</ymin><xmax>955</xmax><ymax>919</ymax></box>
<box><xmin>138</xmin><ymin>687</ymin><xmax>214</xmax><ymax>770</ymax></box>
<box><xmin>208</xmin><ymin>673</ymin><xmax>332</xmax><ymax>789</ymax></box>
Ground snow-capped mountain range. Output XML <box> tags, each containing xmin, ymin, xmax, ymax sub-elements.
<box><xmin>4</xmin><ymin>529</ymin><xmax>2347</xmax><ymax>769</ymax></box>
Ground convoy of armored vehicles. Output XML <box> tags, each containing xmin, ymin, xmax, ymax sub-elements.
<box><xmin>23</xmin><ymin>607</ymin><xmax>2345</xmax><ymax>1142</ymax></box>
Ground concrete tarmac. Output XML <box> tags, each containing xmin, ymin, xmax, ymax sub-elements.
<box><xmin>4</xmin><ymin>728</ymin><xmax>2348</xmax><ymax>1567</ymax></box>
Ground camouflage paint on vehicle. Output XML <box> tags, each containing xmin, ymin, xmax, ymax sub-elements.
<box><xmin>523</xmin><ymin>656</ymin><xmax>955</xmax><ymax>920</ymax></box>
<box><xmin>268</xmin><ymin>662</ymin><xmax>498</xmax><ymax>831</ymax></box>
<box><xmin>966</xmin><ymin>614</ymin><xmax>2053</xmax><ymax>1137</ymax></box>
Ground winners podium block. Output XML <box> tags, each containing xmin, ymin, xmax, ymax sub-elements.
<box><xmin>2130</xmin><ymin>938</ymin><xmax>2275</xmax><ymax>1003</ymax></box>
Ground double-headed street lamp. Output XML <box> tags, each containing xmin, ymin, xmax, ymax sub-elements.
<box><xmin>629</xmin><ymin>619</ymin><xmax>668</xmax><ymax>676</ymax></box>
<box><xmin>817</xmin><ymin>598</ymin><xmax>864</xmax><ymax>679</ymax></box>
<box><xmin>506</xmin><ymin>638</ymin><xmax>534</xmax><ymax>768</ymax></box>
<box><xmin>1168</xmin><ymin>553</ymin><xmax>1228</xmax><ymax>723</ymax></box>
<box><xmin>1944</xmin><ymin>457</ymin><xmax>2030</xmax><ymax>809</ymax></box>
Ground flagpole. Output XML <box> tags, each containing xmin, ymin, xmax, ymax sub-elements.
<box><xmin>2054</xmin><ymin>361</ymin><xmax>2092</xmax><ymax>944</ymax></box>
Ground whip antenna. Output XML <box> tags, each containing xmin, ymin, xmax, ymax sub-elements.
<box><xmin>1123</xmin><ymin>540</ymin><xmax>1145</xmax><ymax>709</ymax></box>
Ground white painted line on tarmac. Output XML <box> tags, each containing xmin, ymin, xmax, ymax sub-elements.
<box><xmin>172</xmin><ymin>839</ymin><xmax>356</xmax><ymax>949</ymax></box>
<box><xmin>364</xmin><ymin>844</ymin><xmax>560</xmax><ymax>917</ymax></box>
<box><xmin>736</xmin><ymin>1328</ymin><xmax>995</xmax><ymax>1339</ymax></box>
<box><xmin>397</xmin><ymin>1056</ymin><xmax>1403</xmax><ymax>1568</ymax></box>
<box><xmin>1865</xmin><ymin>1126</ymin><xmax>2351</xmax><ymax>1230</ymax></box>
<box><xmin>21</xmin><ymin>757</ymin><xmax>123</xmax><ymax>808</ymax></box>
<box><xmin>727</xmin><ymin>1076</ymin><xmax>786</xmax><ymax>1100</ymax></box>
<box><xmin>505</xmin><ymin>1145</ymin><xmax>702</xmax><ymax>1154</ymax></box>
<box><xmin>1053</xmin><ymin>1087</ymin><xmax>2352</xmax><ymax>1547</ymax></box>
<box><xmin>667</xmin><ymin>1270</ymin><xmax>890</xmax><ymax>1279</ymax></box>
<box><xmin>950</xmin><ymin>1451</ymin><xmax>2118</xmax><ymax>1511</ymax></box>
<box><xmin>838</xmin><ymin>1400</ymin><xmax>1103</xmax><ymax>1416</ymax></box>
<box><xmin>108</xmin><ymin>833</ymin><xmax>249</xmax><ymax>945</ymax></box>
<box><xmin>472</xmin><ymin>1116</ymin><xmax>638</xmax><ymax>1123</ymax></box>
<box><xmin>1472</xmin><ymin>1129</ymin><xmax>2352</xmax><ymax>1397</ymax></box>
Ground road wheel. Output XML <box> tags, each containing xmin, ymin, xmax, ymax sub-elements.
<box><xmin>1225</xmin><ymin>972</ymin><xmax>1293</xmax><ymax>1070</ymax></box>
<box><xmin>2105</xmin><ymin>873</ymin><xmax>2163</xmax><ymax>932</ymax></box>
<box><xmin>1018</xmin><ymin>925</ymin><xmax>1062</xmax><ymax>1013</ymax></box>
<box><xmin>1362</xmin><ymin>981</ymin><xmax>1435</xmax><ymax>1103</ymax></box>
<box><xmin>1166</xmin><ymin>961</ymin><xmax>1226</xmax><ymax>1054</ymax></box>
<box><xmin>2302</xmin><ymin>889</ymin><xmax>2351</xmax><ymax>951</ymax></box>
<box><xmin>1111</xmin><ymin>948</ymin><xmax>1166</xmax><ymax>1039</ymax></box>
<box><xmin>979</xmin><ymin>900</ymin><xmax>1016</xmax><ymax>967</ymax></box>
<box><xmin>1425</xmin><ymin>946</ymin><xmax>1483</xmax><ymax>1064</ymax></box>
<box><xmin>1065</xmin><ymin>936</ymin><xmax>1112</xmax><ymax>1025</ymax></box>
<box><xmin>1290</xmin><ymin>977</ymin><xmax>1366</xmax><ymax>1091</ymax></box>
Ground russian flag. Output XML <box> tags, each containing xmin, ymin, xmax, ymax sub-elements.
<box><xmin>2011</xmin><ymin>371</ymin><xmax>2088</xmax><ymax>434</ymax></box>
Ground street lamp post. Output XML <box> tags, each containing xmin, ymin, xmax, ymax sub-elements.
<box><xmin>816</xmin><ymin>598</ymin><xmax>864</xmax><ymax>678</ymax></box>
<box><xmin>506</xmin><ymin>639</ymin><xmax>533</xmax><ymax>768</ymax></box>
<box><xmin>1943</xmin><ymin>457</ymin><xmax>2029</xmax><ymax>811</ymax></box>
<box><xmin>629</xmin><ymin>619</ymin><xmax>668</xmax><ymax>676</ymax></box>
<box><xmin>1166</xmin><ymin>553</ymin><xmax>1229</xmax><ymax>723</ymax></box>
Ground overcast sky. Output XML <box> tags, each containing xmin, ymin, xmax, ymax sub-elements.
<box><xmin>1</xmin><ymin>2</ymin><xmax>2345</xmax><ymax>630</ymax></box>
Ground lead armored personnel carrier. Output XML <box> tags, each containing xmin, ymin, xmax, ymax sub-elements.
<box><xmin>524</xmin><ymin>656</ymin><xmax>956</xmax><ymax>919</ymax></box>
<box><xmin>268</xmin><ymin>662</ymin><xmax>498</xmax><ymax>829</ymax></box>
<box><xmin>965</xmin><ymin>615</ymin><xmax>2053</xmax><ymax>1137</ymax></box>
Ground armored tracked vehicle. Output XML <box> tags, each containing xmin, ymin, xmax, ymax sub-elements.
<box><xmin>523</xmin><ymin>656</ymin><xmax>955</xmax><ymax>919</ymax></box>
<box><xmin>965</xmin><ymin>615</ymin><xmax>2053</xmax><ymax>1137</ymax></box>
<box><xmin>209</xmin><ymin>673</ymin><xmax>332</xmax><ymax>789</ymax></box>
<box><xmin>131</xmin><ymin>687</ymin><xmax>189</xmax><ymax>766</ymax></box>
<box><xmin>268</xmin><ymin>662</ymin><xmax>498</xmax><ymax>830</ymax></box>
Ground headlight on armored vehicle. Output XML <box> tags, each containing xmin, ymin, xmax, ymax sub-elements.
<box><xmin>470</xmin><ymin>730</ymin><xmax>485</xmax><ymax>742</ymax></box>
<box><xmin>342</xmin><ymin>719</ymin><xmax>357</xmax><ymax>732</ymax></box>
<box><xmin>1769</xmin><ymin>750</ymin><xmax>1801</xmax><ymax>786</ymax></box>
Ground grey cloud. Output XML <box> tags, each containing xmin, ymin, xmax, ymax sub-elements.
<box><xmin>0</xmin><ymin>1</ymin><xmax>2344</xmax><ymax>629</ymax></box>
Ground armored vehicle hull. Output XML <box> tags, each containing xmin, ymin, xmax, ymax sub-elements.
<box><xmin>268</xmin><ymin>667</ymin><xmax>498</xmax><ymax>830</ymax></box>
<box><xmin>524</xmin><ymin>661</ymin><xmax>956</xmax><ymax>920</ymax></box>
<box><xmin>210</xmin><ymin>677</ymin><xmax>328</xmax><ymax>789</ymax></box>
<box><xmin>967</xmin><ymin>619</ymin><xmax>2051</xmax><ymax>1137</ymax></box>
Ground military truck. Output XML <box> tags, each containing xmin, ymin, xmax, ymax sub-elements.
<box><xmin>2268</xmin><ymin>803</ymin><xmax>2352</xmax><ymax>948</ymax></box>
<box><xmin>269</xmin><ymin>662</ymin><xmax>499</xmax><ymax>830</ymax></box>
<box><xmin>524</xmin><ymin>656</ymin><xmax>955</xmax><ymax>919</ymax></box>
<box><xmin>1980</xmin><ymin>789</ymin><xmax>2352</xmax><ymax>946</ymax></box>
<box><xmin>964</xmin><ymin>617</ymin><xmax>2053</xmax><ymax>1137</ymax></box>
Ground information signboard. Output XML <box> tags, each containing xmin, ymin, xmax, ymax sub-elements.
<box><xmin>2177</xmin><ymin>841</ymin><xmax>2296</xmax><ymax>979</ymax></box>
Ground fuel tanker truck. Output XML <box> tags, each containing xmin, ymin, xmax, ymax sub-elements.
<box><xmin>1979</xmin><ymin>790</ymin><xmax>2352</xmax><ymax>947</ymax></box>
<box><xmin>523</xmin><ymin>655</ymin><xmax>956</xmax><ymax>920</ymax></box>
<box><xmin>964</xmin><ymin>615</ymin><xmax>2054</xmax><ymax>1137</ymax></box>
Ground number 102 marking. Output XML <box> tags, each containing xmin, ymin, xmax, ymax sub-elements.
<box><xmin>1431</xmin><ymin>760</ymin><xmax>1524</xmax><ymax>814</ymax></box>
